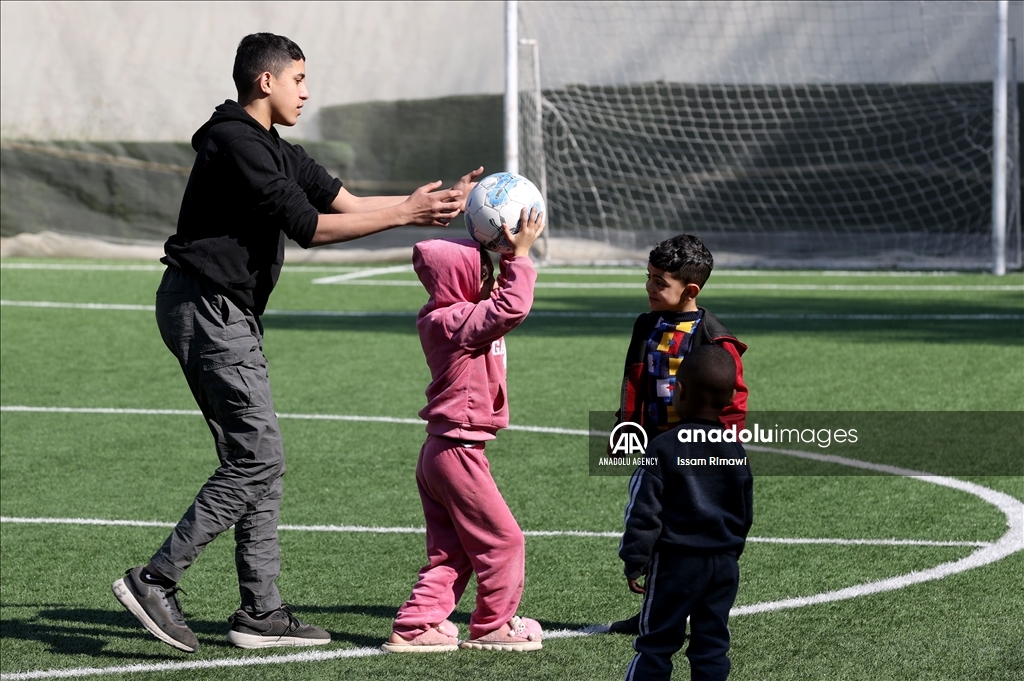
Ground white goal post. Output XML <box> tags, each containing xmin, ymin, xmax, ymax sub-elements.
<box><xmin>507</xmin><ymin>0</ymin><xmax>1022</xmax><ymax>271</ymax></box>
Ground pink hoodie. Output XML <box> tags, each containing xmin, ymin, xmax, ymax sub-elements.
<box><xmin>413</xmin><ymin>239</ymin><xmax>537</xmax><ymax>442</ymax></box>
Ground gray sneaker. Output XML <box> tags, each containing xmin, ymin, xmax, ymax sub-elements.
<box><xmin>112</xmin><ymin>566</ymin><xmax>199</xmax><ymax>653</ymax></box>
<box><xmin>227</xmin><ymin>604</ymin><xmax>331</xmax><ymax>649</ymax></box>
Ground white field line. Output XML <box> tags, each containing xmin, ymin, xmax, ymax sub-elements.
<box><xmin>537</xmin><ymin>268</ymin><xmax>978</xmax><ymax>278</ymax></box>
<box><xmin>310</xmin><ymin>265</ymin><xmax>413</xmax><ymax>284</ymax></box>
<box><xmin>1</xmin><ymin>406</ymin><xmax>203</xmax><ymax>417</ymax></box>
<box><xmin>0</xmin><ymin>262</ymin><xmax>993</xmax><ymax>277</ymax></box>
<box><xmin>0</xmin><ymin>628</ymin><xmax>626</xmax><ymax>680</ymax></box>
<box><xmin>2</xmin><ymin>300</ymin><xmax>1021</xmax><ymax>322</ymax></box>
<box><xmin>1</xmin><ymin>411</ymin><xmax>1021</xmax><ymax>679</ymax></box>
<box><xmin>0</xmin><ymin>263</ymin><xmax>166</xmax><ymax>272</ymax></box>
<box><xmin>718</xmin><ymin>283</ymin><xmax>1024</xmax><ymax>291</ymax></box>
<box><xmin>312</xmin><ymin>280</ymin><xmax>1024</xmax><ymax>291</ymax></box>
<box><xmin>0</xmin><ymin>405</ymin><xmax>587</xmax><ymax>436</ymax></box>
<box><xmin>1</xmin><ymin>301</ymin><xmax>153</xmax><ymax>311</ymax></box>
<box><xmin>0</xmin><ymin>516</ymin><xmax>991</xmax><ymax>548</ymax></box>
<box><xmin>0</xmin><ymin>263</ymin><xmax>361</xmax><ymax>274</ymax></box>
<box><xmin>524</xmin><ymin>312</ymin><xmax>1024</xmax><ymax>321</ymax></box>
<box><xmin>0</xmin><ymin>648</ymin><xmax>383</xmax><ymax>681</ymax></box>
<box><xmin>311</xmin><ymin>279</ymin><xmax>414</xmax><ymax>287</ymax></box>
<box><xmin>0</xmin><ymin>634</ymin><xmax>605</xmax><ymax>681</ymax></box>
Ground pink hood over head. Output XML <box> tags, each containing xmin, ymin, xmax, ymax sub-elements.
<box><xmin>411</xmin><ymin>239</ymin><xmax>537</xmax><ymax>442</ymax></box>
<box><xmin>413</xmin><ymin>239</ymin><xmax>483</xmax><ymax>311</ymax></box>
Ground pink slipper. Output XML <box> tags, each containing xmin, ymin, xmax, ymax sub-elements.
<box><xmin>380</xmin><ymin>620</ymin><xmax>460</xmax><ymax>653</ymax></box>
<box><xmin>460</xmin><ymin>616</ymin><xmax>543</xmax><ymax>652</ymax></box>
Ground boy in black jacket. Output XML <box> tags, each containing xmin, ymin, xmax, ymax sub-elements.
<box><xmin>620</xmin><ymin>345</ymin><xmax>753</xmax><ymax>681</ymax></box>
<box><xmin>112</xmin><ymin>33</ymin><xmax>482</xmax><ymax>653</ymax></box>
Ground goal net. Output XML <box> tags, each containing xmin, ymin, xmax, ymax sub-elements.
<box><xmin>517</xmin><ymin>1</ymin><xmax>1021</xmax><ymax>269</ymax></box>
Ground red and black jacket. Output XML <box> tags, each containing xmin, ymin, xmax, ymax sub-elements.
<box><xmin>618</xmin><ymin>308</ymin><xmax>748</xmax><ymax>434</ymax></box>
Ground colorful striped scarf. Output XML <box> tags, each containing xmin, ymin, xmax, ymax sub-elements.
<box><xmin>645</xmin><ymin>311</ymin><xmax>703</xmax><ymax>430</ymax></box>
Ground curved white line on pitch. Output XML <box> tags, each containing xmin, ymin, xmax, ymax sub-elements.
<box><xmin>0</xmin><ymin>416</ymin><xmax>1019</xmax><ymax>679</ymax></box>
<box><xmin>729</xmin><ymin>445</ymin><xmax>1024</xmax><ymax>617</ymax></box>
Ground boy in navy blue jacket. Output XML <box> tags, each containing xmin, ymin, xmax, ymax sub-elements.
<box><xmin>620</xmin><ymin>345</ymin><xmax>753</xmax><ymax>681</ymax></box>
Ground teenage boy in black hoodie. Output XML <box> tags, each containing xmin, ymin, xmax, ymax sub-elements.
<box><xmin>112</xmin><ymin>33</ymin><xmax>483</xmax><ymax>653</ymax></box>
<box><xmin>619</xmin><ymin>345</ymin><xmax>753</xmax><ymax>681</ymax></box>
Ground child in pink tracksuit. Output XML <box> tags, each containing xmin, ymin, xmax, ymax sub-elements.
<box><xmin>383</xmin><ymin>208</ymin><xmax>545</xmax><ymax>654</ymax></box>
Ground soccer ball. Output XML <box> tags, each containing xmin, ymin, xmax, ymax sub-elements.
<box><xmin>464</xmin><ymin>172</ymin><xmax>545</xmax><ymax>254</ymax></box>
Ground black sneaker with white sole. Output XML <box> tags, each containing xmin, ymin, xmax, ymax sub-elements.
<box><xmin>227</xmin><ymin>604</ymin><xmax>331</xmax><ymax>649</ymax></box>
<box><xmin>112</xmin><ymin>566</ymin><xmax>199</xmax><ymax>653</ymax></box>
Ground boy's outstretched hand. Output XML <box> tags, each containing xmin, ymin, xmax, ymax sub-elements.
<box><xmin>402</xmin><ymin>181</ymin><xmax>464</xmax><ymax>226</ymax></box>
<box><xmin>403</xmin><ymin>167</ymin><xmax>484</xmax><ymax>227</ymax></box>
<box><xmin>503</xmin><ymin>206</ymin><xmax>546</xmax><ymax>258</ymax></box>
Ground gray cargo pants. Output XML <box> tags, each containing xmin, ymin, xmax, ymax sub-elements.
<box><xmin>151</xmin><ymin>265</ymin><xmax>284</xmax><ymax>613</ymax></box>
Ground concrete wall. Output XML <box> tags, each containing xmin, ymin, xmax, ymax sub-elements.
<box><xmin>0</xmin><ymin>0</ymin><xmax>504</xmax><ymax>141</ymax></box>
<box><xmin>522</xmin><ymin>1</ymin><xmax>1024</xmax><ymax>87</ymax></box>
<box><xmin>3</xmin><ymin>1</ymin><xmax>1020</xmax><ymax>142</ymax></box>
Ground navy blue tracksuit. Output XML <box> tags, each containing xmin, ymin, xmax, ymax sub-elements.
<box><xmin>620</xmin><ymin>419</ymin><xmax>753</xmax><ymax>681</ymax></box>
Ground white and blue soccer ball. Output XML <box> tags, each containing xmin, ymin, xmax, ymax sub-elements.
<box><xmin>464</xmin><ymin>172</ymin><xmax>545</xmax><ymax>254</ymax></box>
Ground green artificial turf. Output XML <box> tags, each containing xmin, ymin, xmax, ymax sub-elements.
<box><xmin>1</xmin><ymin>260</ymin><xmax>1021</xmax><ymax>679</ymax></box>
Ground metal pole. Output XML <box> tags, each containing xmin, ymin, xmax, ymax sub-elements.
<box><xmin>1010</xmin><ymin>37</ymin><xmax>1021</xmax><ymax>269</ymax></box>
<box><xmin>505</xmin><ymin>0</ymin><xmax>519</xmax><ymax>175</ymax></box>
<box><xmin>524</xmin><ymin>38</ymin><xmax>549</xmax><ymax>261</ymax></box>
<box><xmin>992</xmin><ymin>0</ymin><xmax>1008</xmax><ymax>275</ymax></box>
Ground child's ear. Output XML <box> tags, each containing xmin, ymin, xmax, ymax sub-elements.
<box><xmin>683</xmin><ymin>283</ymin><xmax>701</xmax><ymax>300</ymax></box>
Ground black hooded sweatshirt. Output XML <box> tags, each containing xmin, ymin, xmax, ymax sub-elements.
<box><xmin>162</xmin><ymin>100</ymin><xmax>342</xmax><ymax>315</ymax></box>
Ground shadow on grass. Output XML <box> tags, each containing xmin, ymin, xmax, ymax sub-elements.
<box><xmin>0</xmin><ymin>603</ymin><xmax>372</xmax><ymax>657</ymax></box>
<box><xmin>260</xmin><ymin>293</ymin><xmax>1024</xmax><ymax>345</ymax></box>
<box><xmin>0</xmin><ymin>606</ymin><xmax>194</xmax><ymax>659</ymax></box>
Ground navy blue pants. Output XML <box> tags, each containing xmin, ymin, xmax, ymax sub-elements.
<box><xmin>624</xmin><ymin>551</ymin><xmax>739</xmax><ymax>681</ymax></box>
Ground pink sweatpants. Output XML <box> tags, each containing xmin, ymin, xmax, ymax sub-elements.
<box><xmin>392</xmin><ymin>435</ymin><xmax>526</xmax><ymax>640</ymax></box>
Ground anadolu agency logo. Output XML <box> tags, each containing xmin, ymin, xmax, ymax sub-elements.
<box><xmin>609</xmin><ymin>421</ymin><xmax>648</xmax><ymax>456</ymax></box>
<box><xmin>595</xmin><ymin>422</ymin><xmax>658</xmax><ymax>471</ymax></box>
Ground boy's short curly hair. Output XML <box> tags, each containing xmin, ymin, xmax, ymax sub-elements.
<box><xmin>233</xmin><ymin>33</ymin><xmax>306</xmax><ymax>98</ymax></box>
<box><xmin>676</xmin><ymin>345</ymin><xmax>736</xmax><ymax>409</ymax></box>
<box><xmin>648</xmin><ymin>234</ymin><xmax>714</xmax><ymax>287</ymax></box>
